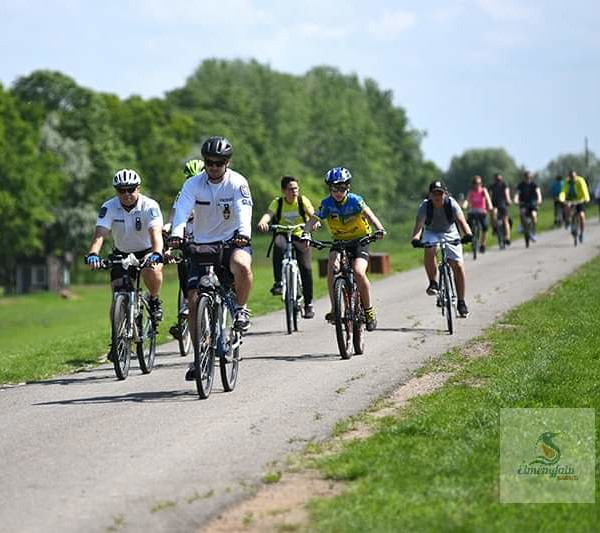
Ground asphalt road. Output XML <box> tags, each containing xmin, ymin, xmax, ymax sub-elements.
<box><xmin>1</xmin><ymin>221</ymin><xmax>599</xmax><ymax>533</ymax></box>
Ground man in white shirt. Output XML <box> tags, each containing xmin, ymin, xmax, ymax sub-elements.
<box><xmin>168</xmin><ymin>136</ymin><xmax>253</xmax><ymax>341</ymax></box>
<box><xmin>85</xmin><ymin>169</ymin><xmax>164</xmax><ymax>320</ymax></box>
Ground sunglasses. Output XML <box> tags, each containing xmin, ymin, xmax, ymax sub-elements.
<box><xmin>116</xmin><ymin>186</ymin><xmax>137</xmax><ymax>194</ymax></box>
<box><xmin>204</xmin><ymin>159</ymin><xmax>227</xmax><ymax>168</ymax></box>
<box><xmin>329</xmin><ymin>185</ymin><xmax>349</xmax><ymax>192</ymax></box>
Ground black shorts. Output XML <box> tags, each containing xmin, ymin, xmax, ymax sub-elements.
<box><xmin>571</xmin><ymin>203</ymin><xmax>585</xmax><ymax>214</ymax></box>
<box><xmin>519</xmin><ymin>204</ymin><xmax>537</xmax><ymax>215</ymax></box>
<box><xmin>187</xmin><ymin>244</ymin><xmax>252</xmax><ymax>291</ymax></box>
<box><xmin>110</xmin><ymin>248</ymin><xmax>151</xmax><ymax>282</ymax></box>
<box><xmin>331</xmin><ymin>241</ymin><xmax>370</xmax><ymax>262</ymax></box>
<box><xmin>467</xmin><ymin>211</ymin><xmax>488</xmax><ymax>232</ymax></box>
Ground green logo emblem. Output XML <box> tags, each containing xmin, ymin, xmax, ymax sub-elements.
<box><xmin>530</xmin><ymin>432</ymin><xmax>561</xmax><ymax>466</ymax></box>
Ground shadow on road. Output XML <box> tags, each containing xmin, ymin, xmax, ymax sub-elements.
<box><xmin>377</xmin><ymin>327</ymin><xmax>447</xmax><ymax>335</ymax></box>
<box><xmin>34</xmin><ymin>388</ymin><xmax>198</xmax><ymax>406</ymax></box>
<box><xmin>242</xmin><ymin>330</ymin><xmax>286</xmax><ymax>338</ymax></box>
<box><xmin>244</xmin><ymin>352</ymin><xmax>340</xmax><ymax>362</ymax></box>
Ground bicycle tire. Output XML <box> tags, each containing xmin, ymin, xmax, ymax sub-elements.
<box><xmin>194</xmin><ymin>296</ymin><xmax>215</xmax><ymax>399</ymax></box>
<box><xmin>219</xmin><ymin>306</ymin><xmax>240</xmax><ymax>392</ymax></box>
<box><xmin>293</xmin><ymin>268</ymin><xmax>303</xmax><ymax>332</ymax></box>
<box><xmin>136</xmin><ymin>296</ymin><xmax>156</xmax><ymax>374</ymax></box>
<box><xmin>497</xmin><ymin>219</ymin><xmax>505</xmax><ymax>249</ymax></box>
<box><xmin>571</xmin><ymin>213</ymin><xmax>579</xmax><ymax>247</ymax></box>
<box><xmin>352</xmin><ymin>289</ymin><xmax>365</xmax><ymax>355</ymax></box>
<box><xmin>177</xmin><ymin>289</ymin><xmax>192</xmax><ymax>357</ymax></box>
<box><xmin>472</xmin><ymin>219</ymin><xmax>479</xmax><ymax>260</ymax></box>
<box><xmin>442</xmin><ymin>265</ymin><xmax>454</xmax><ymax>334</ymax></box>
<box><xmin>111</xmin><ymin>294</ymin><xmax>131</xmax><ymax>380</ymax></box>
<box><xmin>524</xmin><ymin>219</ymin><xmax>530</xmax><ymax>248</ymax></box>
<box><xmin>333</xmin><ymin>277</ymin><xmax>352</xmax><ymax>359</ymax></box>
<box><xmin>284</xmin><ymin>264</ymin><xmax>294</xmax><ymax>334</ymax></box>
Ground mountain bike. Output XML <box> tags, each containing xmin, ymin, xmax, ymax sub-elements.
<box><xmin>187</xmin><ymin>239</ymin><xmax>243</xmax><ymax>399</ymax></box>
<box><xmin>520</xmin><ymin>205</ymin><xmax>534</xmax><ymax>248</ymax></box>
<box><xmin>468</xmin><ymin>213</ymin><xmax>481</xmax><ymax>259</ymax></box>
<box><xmin>309</xmin><ymin>234</ymin><xmax>379</xmax><ymax>359</ymax></box>
<box><xmin>415</xmin><ymin>238</ymin><xmax>460</xmax><ymax>335</ymax></box>
<box><xmin>270</xmin><ymin>224</ymin><xmax>305</xmax><ymax>334</ymax></box>
<box><xmin>493</xmin><ymin>208</ymin><xmax>506</xmax><ymax>250</ymax></box>
<box><xmin>166</xmin><ymin>250</ymin><xmax>192</xmax><ymax>357</ymax></box>
<box><xmin>98</xmin><ymin>253</ymin><xmax>159</xmax><ymax>379</ymax></box>
<box><xmin>567</xmin><ymin>202</ymin><xmax>582</xmax><ymax>247</ymax></box>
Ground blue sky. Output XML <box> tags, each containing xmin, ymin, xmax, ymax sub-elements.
<box><xmin>1</xmin><ymin>0</ymin><xmax>599</xmax><ymax>173</ymax></box>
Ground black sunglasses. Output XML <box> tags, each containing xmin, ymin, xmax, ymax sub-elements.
<box><xmin>329</xmin><ymin>184</ymin><xmax>349</xmax><ymax>192</ymax></box>
<box><xmin>204</xmin><ymin>159</ymin><xmax>227</xmax><ymax>168</ymax></box>
<box><xmin>116</xmin><ymin>186</ymin><xmax>137</xmax><ymax>194</ymax></box>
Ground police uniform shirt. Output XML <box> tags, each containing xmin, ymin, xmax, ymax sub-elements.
<box><xmin>96</xmin><ymin>194</ymin><xmax>164</xmax><ymax>252</ymax></box>
<box><xmin>171</xmin><ymin>169</ymin><xmax>253</xmax><ymax>243</ymax></box>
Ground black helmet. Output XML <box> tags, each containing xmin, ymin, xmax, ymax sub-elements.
<box><xmin>201</xmin><ymin>136</ymin><xmax>233</xmax><ymax>159</ymax></box>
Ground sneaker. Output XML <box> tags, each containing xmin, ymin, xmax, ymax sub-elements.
<box><xmin>178</xmin><ymin>302</ymin><xmax>189</xmax><ymax>318</ymax></box>
<box><xmin>530</xmin><ymin>233</ymin><xmax>537</xmax><ymax>243</ymax></box>
<box><xmin>457</xmin><ymin>300</ymin><xmax>469</xmax><ymax>318</ymax></box>
<box><xmin>505</xmin><ymin>239</ymin><xmax>511</xmax><ymax>246</ymax></box>
<box><xmin>270</xmin><ymin>282</ymin><xmax>283</xmax><ymax>296</ymax></box>
<box><xmin>325</xmin><ymin>311</ymin><xmax>335</xmax><ymax>324</ymax></box>
<box><xmin>149</xmin><ymin>297</ymin><xmax>163</xmax><ymax>321</ymax></box>
<box><xmin>365</xmin><ymin>307</ymin><xmax>377</xmax><ymax>331</ymax></box>
<box><xmin>303</xmin><ymin>304</ymin><xmax>315</xmax><ymax>319</ymax></box>
<box><xmin>169</xmin><ymin>324</ymin><xmax>181</xmax><ymax>340</ymax></box>
<box><xmin>233</xmin><ymin>307</ymin><xmax>250</xmax><ymax>332</ymax></box>
<box><xmin>479</xmin><ymin>244</ymin><xmax>486</xmax><ymax>253</ymax></box>
<box><xmin>579</xmin><ymin>233</ymin><xmax>584</xmax><ymax>243</ymax></box>
<box><xmin>185</xmin><ymin>363</ymin><xmax>196</xmax><ymax>381</ymax></box>
<box><xmin>426</xmin><ymin>280</ymin><xmax>439</xmax><ymax>296</ymax></box>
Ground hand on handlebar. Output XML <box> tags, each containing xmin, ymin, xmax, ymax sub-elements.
<box><xmin>147</xmin><ymin>252</ymin><xmax>163</xmax><ymax>265</ymax></box>
<box><xmin>85</xmin><ymin>253</ymin><xmax>102</xmax><ymax>270</ymax></box>
<box><xmin>257</xmin><ymin>220</ymin><xmax>270</xmax><ymax>233</ymax></box>
<box><xmin>233</xmin><ymin>234</ymin><xmax>251</xmax><ymax>247</ymax></box>
<box><xmin>411</xmin><ymin>238</ymin><xmax>421</xmax><ymax>248</ymax></box>
<box><xmin>375</xmin><ymin>229</ymin><xmax>386</xmax><ymax>240</ymax></box>
<box><xmin>461</xmin><ymin>234</ymin><xmax>473</xmax><ymax>244</ymax></box>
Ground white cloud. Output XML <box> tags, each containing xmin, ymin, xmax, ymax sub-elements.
<box><xmin>474</xmin><ymin>0</ymin><xmax>534</xmax><ymax>21</ymax></box>
<box><xmin>368</xmin><ymin>9</ymin><xmax>416</xmax><ymax>40</ymax></box>
<box><xmin>296</xmin><ymin>22</ymin><xmax>347</xmax><ymax>39</ymax></box>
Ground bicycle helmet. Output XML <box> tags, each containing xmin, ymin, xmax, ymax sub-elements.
<box><xmin>201</xmin><ymin>136</ymin><xmax>233</xmax><ymax>159</ymax></box>
<box><xmin>183</xmin><ymin>159</ymin><xmax>204</xmax><ymax>177</ymax></box>
<box><xmin>113</xmin><ymin>169</ymin><xmax>141</xmax><ymax>188</ymax></box>
<box><xmin>325</xmin><ymin>167</ymin><xmax>352</xmax><ymax>186</ymax></box>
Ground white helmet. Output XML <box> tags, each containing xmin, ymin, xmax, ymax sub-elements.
<box><xmin>113</xmin><ymin>169</ymin><xmax>141</xmax><ymax>188</ymax></box>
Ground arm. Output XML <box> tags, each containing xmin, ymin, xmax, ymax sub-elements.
<box><xmin>455</xmin><ymin>209</ymin><xmax>473</xmax><ymax>238</ymax></box>
<box><xmin>234</xmin><ymin>182</ymin><xmax>253</xmax><ymax>239</ymax></box>
<box><xmin>171</xmin><ymin>180</ymin><xmax>196</xmax><ymax>238</ymax></box>
<box><xmin>303</xmin><ymin>214</ymin><xmax>320</xmax><ymax>235</ymax></box>
<box><xmin>149</xmin><ymin>226</ymin><xmax>163</xmax><ymax>255</ymax></box>
<box><xmin>410</xmin><ymin>216</ymin><xmax>424</xmax><ymax>243</ymax></box>
<box><xmin>536</xmin><ymin>186</ymin><xmax>543</xmax><ymax>205</ymax></box>
<box><xmin>484</xmin><ymin>188</ymin><xmax>493</xmax><ymax>211</ymax></box>
<box><xmin>257</xmin><ymin>210</ymin><xmax>274</xmax><ymax>232</ymax></box>
<box><xmin>362</xmin><ymin>206</ymin><xmax>385</xmax><ymax>236</ymax></box>
<box><xmin>87</xmin><ymin>226</ymin><xmax>110</xmax><ymax>255</ymax></box>
<box><xmin>504</xmin><ymin>186</ymin><xmax>512</xmax><ymax>205</ymax></box>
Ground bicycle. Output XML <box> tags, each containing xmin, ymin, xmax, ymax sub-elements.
<box><xmin>166</xmin><ymin>249</ymin><xmax>192</xmax><ymax>357</ymax></box>
<box><xmin>468</xmin><ymin>213</ymin><xmax>481</xmax><ymax>259</ymax></box>
<box><xmin>567</xmin><ymin>202</ymin><xmax>582</xmax><ymax>247</ymax></box>
<box><xmin>415</xmin><ymin>238</ymin><xmax>460</xmax><ymax>335</ymax></box>
<box><xmin>96</xmin><ymin>253</ymin><xmax>159</xmax><ymax>380</ymax></box>
<box><xmin>187</xmin><ymin>239</ymin><xmax>243</xmax><ymax>399</ymax></box>
<box><xmin>519</xmin><ymin>205</ymin><xmax>534</xmax><ymax>248</ymax></box>
<box><xmin>309</xmin><ymin>234</ymin><xmax>379</xmax><ymax>359</ymax></box>
<box><xmin>270</xmin><ymin>224</ymin><xmax>305</xmax><ymax>334</ymax></box>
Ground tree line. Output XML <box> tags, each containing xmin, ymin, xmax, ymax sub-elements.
<box><xmin>0</xmin><ymin>59</ymin><xmax>596</xmax><ymax>292</ymax></box>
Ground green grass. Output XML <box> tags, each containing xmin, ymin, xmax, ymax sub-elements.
<box><xmin>308</xmin><ymin>254</ymin><xmax>600</xmax><ymax>532</ymax></box>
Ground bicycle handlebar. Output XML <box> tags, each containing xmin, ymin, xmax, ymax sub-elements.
<box><xmin>414</xmin><ymin>238</ymin><xmax>461</xmax><ymax>249</ymax></box>
<box><xmin>307</xmin><ymin>233</ymin><xmax>381</xmax><ymax>250</ymax></box>
<box><xmin>269</xmin><ymin>224</ymin><xmax>305</xmax><ymax>233</ymax></box>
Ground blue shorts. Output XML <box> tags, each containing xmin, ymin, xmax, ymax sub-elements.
<box><xmin>187</xmin><ymin>245</ymin><xmax>252</xmax><ymax>291</ymax></box>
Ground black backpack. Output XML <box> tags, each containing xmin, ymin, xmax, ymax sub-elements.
<box><xmin>272</xmin><ymin>195</ymin><xmax>308</xmax><ymax>224</ymax></box>
<box><xmin>424</xmin><ymin>197</ymin><xmax>455</xmax><ymax>227</ymax></box>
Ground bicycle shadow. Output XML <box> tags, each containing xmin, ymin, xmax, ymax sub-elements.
<box><xmin>377</xmin><ymin>327</ymin><xmax>448</xmax><ymax>335</ymax></box>
<box><xmin>33</xmin><ymin>389</ymin><xmax>199</xmax><ymax>406</ymax></box>
<box><xmin>33</xmin><ymin>368</ymin><xmax>116</xmax><ymax>386</ymax></box>
<box><xmin>242</xmin><ymin>330</ymin><xmax>287</xmax><ymax>338</ymax></box>
<box><xmin>244</xmin><ymin>352</ymin><xmax>340</xmax><ymax>362</ymax></box>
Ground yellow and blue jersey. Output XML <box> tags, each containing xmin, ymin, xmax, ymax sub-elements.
<box><xmin>314</xmin><ymin>193</ymin><xmax>371</xmax><ymax>240</ymax></box>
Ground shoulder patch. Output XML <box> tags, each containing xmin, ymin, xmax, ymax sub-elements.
<box><xmin>150</xmin><ymin>208</ymin><xmax>159</xmax><ymax>218</ymax></box>
<box><xmin>241</xmin><ymin>198</ymin><xmax>252</xmax><ymax>206</ymax></box>
<box><xmin>98</xmin><ymin>206</ymin><xmax>107</xmax><ymax>219</ymax></box>
<box><xmin>240</xmin><ymin>185</ymin><xmax>251</xmax><ymax>198</ymax></box>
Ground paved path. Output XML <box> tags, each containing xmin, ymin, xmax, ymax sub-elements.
<box><xmin>1</xmin><ymin>221</ymin><xmax>599</xmax><ymax>532</ymax></box>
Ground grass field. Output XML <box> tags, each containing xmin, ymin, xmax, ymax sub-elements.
<box><xmin>0</xmin><ymin>202</ymin><xmax>556</xmax><ymax>385</ymax></box>
<box><xmin>307</xmin><ymin>254</ymin><xmax>600</xmax><ymax>531</ymax></box>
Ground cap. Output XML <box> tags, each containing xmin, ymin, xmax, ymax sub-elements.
<box><xmin>429</xmin><ymin>180</ymin><xmax>446</xmax><ymax>193</ymax></box>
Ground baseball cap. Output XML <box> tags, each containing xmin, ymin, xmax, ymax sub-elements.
<box><xmin>429</xmin><ymin>180</ymin><xmax>447</xmax><ymax>193</ymax></box>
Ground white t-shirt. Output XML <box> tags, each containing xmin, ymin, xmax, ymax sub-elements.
<box><xmin>96</xmin><ymin>194</ymin><xmax>163</xmax><ymax>252</ymax></box>
<box><xmin>171</xmin><ymin>169</ymin><xmax>253</xmax><ymax>243</ymax></box>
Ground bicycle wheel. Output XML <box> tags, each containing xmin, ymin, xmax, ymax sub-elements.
<box><xmin>177</xmin><ymin>289</ymin><xmax>192</xmax><ymax>357</ymax></box>
<box><xmin>111</xmin><ymin>294</ymin><xmax>131</xmax><ymax>380</ymax></box>
<box><xmin>194</xmin><ymin>296</ymin><xmax>215</xmax><ymax>399</ymax></box>
<box><xmin>293</xmin><ymin>268</ymin><xmax>303</xmax><ymax>332</ymax></box>
<box><xmin>524</xmin><ymin>219</ymin><xmax>530</xmax><ymax>248</ymax></box>
<box><xmin>283</xmin><ymin>264</ymin><xmax>294</xmax><ymax>335</ymax></box>
<box><xmin>219</xmin><ymin>305</ymin><xmax>240</xmax><ymax>392</ymax></box>
<box><xmin>441</xmin><ymin>265</ymin><xmax>454</xmax><ymax>335</ymax></box>
<box><xmin>136</xmin><ymin>296</ymin><xmax>156</xmax><ymax>374</ymax></box>
<box><xmin>352</xmin><ymin>289</ymin><xmax>365</xmax><ymax>355</ymax></box>
<box><xmin>571</xmin><ymin>214</ymin><xmax>579</xmax><ymax>247</ymax></box>
<box><xmin>472</xmin><ymin>219</ymin><xmax>479</xmax><ymax>260</ymax></box>
<box><xmin>497</xmin><ymin>220</ymin><xmax>505</xmax><ymax>249</ymax></box>
<box><xmin>333</xmin><ymin>277</ymin><xmax>352</xmax><ymax>360</ymax></box>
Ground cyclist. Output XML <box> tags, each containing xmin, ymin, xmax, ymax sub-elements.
<box><xmin>85</xmin><ymin>169</ymin><xmax>164</xmax><ymax>321</ymax></box>
<box><xmin>301</xmin><ymin>167</ymin><xmax>385</xmax><ymax>331</ymax></box>
<box><xmin>410</xmin><ymin>180</ymin><xmax>473</xmax><ymax>318</ymax></box>
<box><xmin>594</xmin><ymin>180</ymin><xmax>600</xmax><ymax>222</ymax></box>
<box><xmin>163</xmin><ymin>159</ymin><xmax>203</xmax><ymax>339</ymax></box>
<box><xmin>462</xmin><ymin>175</ymin><xmax>492</xmax><ymax>253</ymax></box>
<box><xmin>168</xmin><ymin>136</ymin><xmax>253</xmax><ymax>348</ymax></box>
<box><xmin>550</xmin><ymin>174</ymin><xmax>566</xmax><ymax>227</ymax></box>
<box><xmin>489</xmin><ymin>173</ymin><xmax>512</xmax><ymax>245</ymax></box>
<box><xmin>257</xmin><ymin>175</ymin><xmax>318</xmax><ymax>319</ymax></box>
<box><xmin>514</xmin><ymin>170</ymin><xmax>542</xmax><ymax>242</ymax></box>
<box><xmin>559</xmin><ymin>170</ymin><xmax>590</xmax><ymax>243</ymax></box>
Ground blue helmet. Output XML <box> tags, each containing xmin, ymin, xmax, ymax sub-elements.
<box><xmin>325</xmin><ymin>167</ymin><xmax>352</xmax><ymax>185</ymax></box>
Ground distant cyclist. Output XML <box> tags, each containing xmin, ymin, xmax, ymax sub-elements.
<box><xmin>514</xmin><ymin>171</ymin><xmax>542</xmax><ymax>242</ymax></box>
<box><xmin>550</xmin><ymin>174</ymin><xmax>566</xmax><ymax>227</ymax></box>
<box><xmin>301</xmin><ymin>167</ymin><xmax>386</xmax><ymax>331</ymax></box>
<box><xmin>85</xmin><ymin>169</ymin><xmax>164</xmax><ymax>320</ymax></box>
<box><xmin>463</xmin><ymin>175</ymin><xmax>492</xmax><ymax>253</ymax></box>
<box><xmin>489</xmin><ymin>173</ymin><xmax>512</xmax><ymax>245</ymax></box>
<box><xmin>559</xmin><ymin>170</ymin><xmax>590</xmax><ymax>243</ymax></box>
<box><xmin>163</xmin><ymin>159</ymin><xmax>203</xmax><ymax>338</ymax></box>
<box><xmin>594</xmin><ymin>181</ymin><xmax>600</xmax><ymax>221</ymax></box>
<box><xmin>411</xmin><ymin>180</ymin><xmax>473</xmax><ymax>318</ymax></box>
<box><xmin>257</xmin><ymin>175</ymin><xmax>318</xmax><ymax>319</ymax></box>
